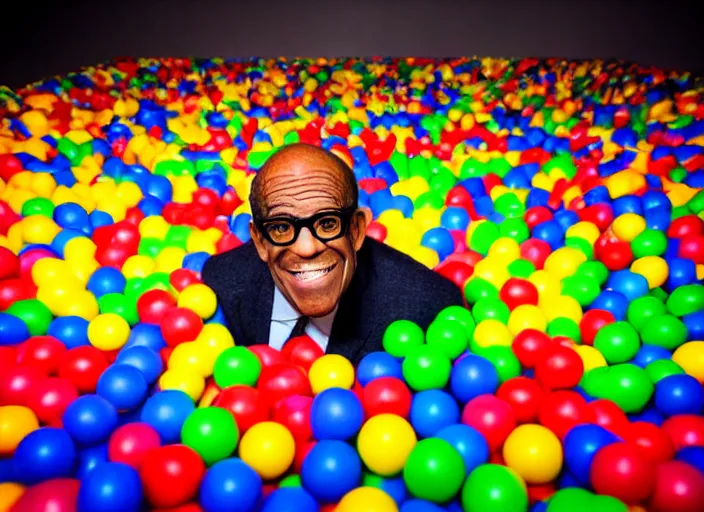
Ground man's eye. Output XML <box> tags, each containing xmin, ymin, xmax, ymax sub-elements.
<box><xmin>318</xmin><ymin>217</ymin><xmax>340</xmax><ymax>232</ymax></box>
<box><xmin>267</xmin><ymin>223</ymin><xmax>292</xmax><ymax>234</ymax></box>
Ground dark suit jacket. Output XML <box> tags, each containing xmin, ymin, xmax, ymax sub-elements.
<box><xmin>200</xmin><ymin>237</ymin><xmax>465</xmax><ymax>364</ymax></box>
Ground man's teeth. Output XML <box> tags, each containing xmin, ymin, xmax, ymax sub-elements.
<box><xmin>293</xmin><ymin>267</ymin><xmax>332</xmax><ymax>281</ymax></box>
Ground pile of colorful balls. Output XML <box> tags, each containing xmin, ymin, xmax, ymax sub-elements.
<box><xmin>1</xmin><ymin>56</ymin><xmax>704</xmax><ymax>512</ymax></box>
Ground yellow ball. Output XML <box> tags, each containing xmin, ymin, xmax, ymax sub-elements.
<box><xmin>31</xmin><ymin>173</ymin><xmax>57</xmax><ymax>198</ymax></box>
<box><xmin>196</xmin><ymin>323</ymin><xmax>236</xmax><ymax>351</ymax></box>
<box><xmin>543</xmin><ymin>247</ymin><xmax>587</xmax><ymax>280</ymax></box>
<box><xmin>63</xmin><ymin>236</ymin><xmax>97</xmax><ymax>262</ymax></box>
<box><xmin>31</xmin><ymin>258</ymin><xmax>81</xmax><ymax>289</ymax></box>
<box><xmin>528</xmin><ymin>270</ymin><xmax>561</xmax><ymax>301</ymax></box>
<box><xmin>116</xmin><ymin>181</ymin><xmax>143</xmax><ymax>208</ymax></box>
<box><xmin>565</xmin><ymin>221</ymin><xmax>600</xmax><ymax>244</ymax></box>
<box><xmin>20</xmin><ymin>215</ymin><xmax>61</xmax><ymax>245</ymax></box>
<box><xmin>472</xmin><ymin>259</ymin><xmax>510</xmax><ymax>289</ymax></box>
<box><xmin>139</xmin><ymin>216</ymin><xmax>170</xmax><ymax>239</ymax></box>
<box><xmin>473</xmin><ymin>319</ymin><xmax>512</xmax><ymax>348</ymax></box>
<box><xmin>239</xmin><ymin>421</ymin><xmax>295</xmax><ymax>480</ymax></box>
<box><xmin>178</xmin><ymin>283</ymin><xmax>218</xmax><ymax>320</ymax></box>
<box><xmin>155</xmin><ymin>247</ymin><xmax>186</xmax><ymax>274</ymax></box>
<box><xmin>121</xmin><ymin>255</ymin><xmax>157</xmax><ymax>279</ymax></box>
<box><xmin>575</xmin><ymin>345</ymin><xmax>607</xmax><ymax>372</ymax></box>
<box><xmin>631</xmin><ymin>256</ymin><xmax>669</xmax><ymax>289</ymax></box>
<box><xmin>88</xmin><ymin>313</ymin><xmax>131</xmax><ymax>350</ymax></box>
<box><xmin>376</xmin><ymin>209</ymin><xmax>405</xmax><ymax>229</ymax></box>
<box><xmin>0</xmin><ymin>406</ymin><xmax>39</xmax><ymax>456</ymax></box>
<box><xmin>186</xmin><ymin>230</ymin><xmax>216</xmax><ymax>255</ymax></box>
<box><xmin>357</xmin><ymin>414</ymin><xmax>417</xmax><ymax>476</ymax></box>
<box><xmin>503</xmin><ymin>424</ymin><xmax>563</xmax><ymax>484</ymax></box>
<box><xmin>0</xmin><ymin>482</ymin><xmax>24</xmax><ymax>511</ymax></box>
<box><xmin>168</xmin><ymin>341</ymin><xmax>208</xmax><ymax>376</ymax></box>
<box><xmin>488</xmin><ymin>237</ymin><xmax>521</xmax><ymax>263</ymax></box>
<box><xmin>508</xmin><ymin>304</ymin><xmax>547</xmax><ymax>335</ymax></box>
<box><xmin>390</xmin><ymin>176</ymin><xmax>429</xmax><ymax>201</ymax></box>
<box><xmin>412</xmin><ymin>207</ymin><xmax>443</xmax><ymax>232</ymax></box>
<box><xmin>612</xmin><ymin>213</ymin><xmax>647</xmax><ymax>242</ymax></box>
<box><xmin>308</xmin><ymin>354</ymin><xmax>355</xmax><ymax>394</ymax></box>
<box><xmin>408</xmin><ymin>245</ymin><xmax>439</xmax><ymax>269</ymax></box>
<box><xmin>672</xmin><ymin>341</ymin><xmax>704</xmax><ymax>384</ymax></box>
<box><xmin>337</xmin><ymin>487</ymin><xmax>399</xmax><ymax>512</ymax></box>
<box><xmin>541</xmin><ymin>295</ymin><xmax>583</xmax><ymax>323</ymax></box>
<box><xmin>58</xmin><ymin>291</ymin><xmax>100</xmax><ymax>321</ymax></box>
<box><xmin>158</xmin><ymin>368</ymin><xmax>205</xmax><ymax>401</ymax></box>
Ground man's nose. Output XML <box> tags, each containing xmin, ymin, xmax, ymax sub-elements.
<box><xmin>291</xmin><ymin>227</ymin><xmax>325</xmax><ymax>257</ymax></box>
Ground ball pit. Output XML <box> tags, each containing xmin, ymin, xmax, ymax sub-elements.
<box><xmin>0</xmin><ymin>55</ymin><xmax>703</xmax><ymax>511</ymax></box>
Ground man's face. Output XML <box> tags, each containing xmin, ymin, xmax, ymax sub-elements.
<box><xmin>249</xmin><ymin>149</ymin><xmax>371</xmax><ymax>318</ymax></box>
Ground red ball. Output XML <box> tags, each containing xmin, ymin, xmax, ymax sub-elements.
<box><xmin>16</xmin><ymin>336</ymin><xmax>67</xmax><ymax>375</ymax></box>
<box><xmin>212</xmin><ymin>385</ymin><xmax>271</xmax><ymax>434</ymax></box>
<box><xmin>366</xmin><ymin>221</ymin><xmax>387</xmax><ymax>243</ymax></box>
<box><xmin>538</xmin><ymin>390</ymin><xmax>593</xmax><ymax>440</ymax></box>
<box><xmin>27</xmin><ymin>377</ymin><xmax>79</xmax><ymax>424</ymax></box>
<box><xmin>461</xmin><ymin>395</ymin><xmax>516</xmax><ymax>452</ymax></box>
<box><xmin>281</xmin><ymin>336</ymin><xmax>324</xmax><ymax>372</ymax></box>
<box><xmin>678</xmin><ymin>235</ymin><xmax>704</xmax><ymax>264</ymax></box>
<box><xmin>248</xmin><ymin>345</ymin><xmax>286</xmax><ymax>369</ymax></box>
<box><xmin>435</xmin><ymin>261</ymin><xmax>474</xmax><ymax>289</ymax></box>
<box><xmin>9</xmin><ymin>478</ymin><xmax>79</xmax><ymax>512</ymax></box>
<box><xmin>192</xmin><ymin>188</ymin><xmax>219</xmax><ymax>211</ymax></box>
<box><xmin>140</xmin><ymin>444</ymin><xmax>205</xmax><ymax>509</ymax></box>
<box><xmin>272</xmin><ymin>394</ymin><xmax>313</xmax><ymax>442</ymax></box>
<box><xmin>587</xmin><ymin>399</ymin><xmax>630</xmax><ymax>438</ymax></box>
<box><xmin>169</xmin><ymin>269</ymin><xmax>200</xmax><ymax>292</ymax></box>
<box><xmin>661</xmin><ymin>414</ymin><xmax>704</xmax><ymax>451</ymax></box>
<box><xmin>524</xmin><ymin>206</ymin><xmax>553</xmax><ymax>229</ymax></box>
<box><xmin>153</xmin><ymin>503</ymin><xmax>203</xmax><ymax>512</ymax></box>
<box><xmin>294</xmin><ymin>439</ymin><xmax>316</xmax><ymax>473</ymax></box>
<box><xmin>0</xmin><ymin>346</ymin><xmax>16</xmax><ymax>375</ymax></box>
<box><xmin>624</xmin><ymin>421</ymin><xmax>674</xmax><ymax>464</ymax></box>
<box><xmin>520</xmin><ymin>239</ymin><xmax>552</xmax><ymax>270</ymax></box>
<box><xmin>512</xmin><ymin>329</ymin><xmax>553</xmax><ymax>369</ymax></box>
<box><xmin>0</xmin><ymin>246</ymin><xmax>19</xmax><ymax>280</ymax></box>
<box><xmin>499</xmin><ymin>278</ymin><xmax>539</xmax><ymax>310</ymax></box>
<box><xmin>496</xmin><ymin>377</ymin><xmax>544</xmax><ymax>424</ymax></box>
<box><xmin>534</xmin><ymin>345</ymin><xmax>584</xmax><ymax>391</ymax></box>
<box><xmin>108</xmin><ymin>422</ymin><xmax>162</xmax><ymax>469</ymax></box>
<box><xmin>579</xmin><ymin>204</ymin><xmax>613</xmax><ymax>232</ymax></box>
<box><xmin>362</xmin><ymin>377</ymin><xmax>412</xmax><ymax>418</ymax></box>
<box><xmin>596</xmin><ymin>237</ymin><xmax>633</xmax><ymax>271</ymax></box>
<box><xmin>648</xmin><ymin>460</ymin><xmax>704</xmax><ymax>512</ymax></box>
<box><xmin>579</xmin><ymin>309</ymin><xmax>615</xmax><ymax>346</ymax></box>
<box><xmin>445</xmin><ymin>185</ymin><xmax>475</xmax><ymax>211</ymax></box>
<box><xmin>590</xmin><ymin>442</ymin><xmax>657</xmax><ymax>505</ymax></box>
<box><xmin>19</xmin><ymin>248</ymin><xmax>56</xmax><ymax>279</ymax></box>
<box><xmin>0</xmin><ymin>277</ymin><xmax>37</xmax><ymax>310</ymax></box>
<box><xmin>138</xmin><ymin>289</ymin><xmax>177</xmax><ymax>324</ymax></box>
<box><xmin>667</xmin><ymin>215</ymin><xmax>704</xmax><ymax>239</ymax></box>
<box><xmin>58</xmin><ymin>346</ymin><xmax>110</xmax><ymax>394</ymax></box>
<box><xmin>257</xmin><ymin>362</ymin><xmax>312</xmax><ymax>409</ymax></box>
<box><xmin>160</xmin><ymin>307</ymin><xmax>204</xmax><ymax>347</ymax></box>
<box><xmin>96</xmin><ymin>244</ymin><xmax>132</xmax><ymax>269</ymax></box>
<box><xmin>0</xmin><ymin>365</ymin><xmax>46</xmax><ymax>406</ymax></box>
<box><xmin>124</xmin><ymin>206</ymin><xmax>145</xmax><ymax>226</ymax></box>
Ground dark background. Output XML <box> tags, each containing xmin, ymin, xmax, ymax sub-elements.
<box><xmin>2</xmin><ymin>0</ymin><xmax>702</xmax><ymax>89</ymax></box>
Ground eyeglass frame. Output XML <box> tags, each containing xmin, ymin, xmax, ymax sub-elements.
<box><xmin>252</xmin><ymin>206</ymin><xmax>359</xmax><ymax>247</ymax></box>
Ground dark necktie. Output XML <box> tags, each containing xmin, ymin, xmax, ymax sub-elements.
<box><xmin>287</xmin><ymin>315</ymin><xmax>309</xmax><ymax>341</ymax></box>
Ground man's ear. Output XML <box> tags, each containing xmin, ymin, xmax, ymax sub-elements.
<box><xmin>350</xmin><ymin>207</ymin><xmax>372</xmax><ymax>252</ymax></box>
<box><xmin>249</xmin><ymin>222</ymin><xmax>269</xmax><ymax>262</ymax></box>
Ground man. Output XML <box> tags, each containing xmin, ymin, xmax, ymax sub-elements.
<box><xmin>201</xmin><ymin>143</ymin><xmax>464</xmax><ymax>364</ymax></box>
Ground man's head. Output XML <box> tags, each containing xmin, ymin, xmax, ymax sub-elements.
<box><xmin>249</xmin><ymin>143</ymin><xmax>371</xmax><ymax>318</ymax></box>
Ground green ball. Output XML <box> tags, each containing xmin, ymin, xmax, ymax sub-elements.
<box><xmin>547</xmin><ymin>317</ymin><xmax>582</xmax><ymax>342</ymax></box>
<box><xmin>590</xmin><ymin>494</ymin><xmax>628</xmax><ymax>512</ymax></box>
<box><xmin>414</xmin><ymin>191</ymin><xmax>445</xmax><ymax>210</ymax></box>
<box><xmin>138</xmin><ymin>238</ymin><xmax>164</xmax><ymax>258</ymax></box>
<box><xmin>667</xmin><ymin>284</ymin><xmax>704</xmax><ymax>317</ymax></box>
<box><xmin>464</xmin><ymin>278</ymin><xmax>498</xmax><ymax>305</ymax></box>
<box><xmin>469</xmin><ymin>222</ymin><xmax>500</xmax><ymax>255</ymax></box>
<box><xmin>472</xmin><ymin>297</ymin><xmax>510</xmax><ymax>325</ymax></box>
<box><xmin>507</xmin><ymin>259</ymin><xmax>536</xmax><ymax>279</ymax></box>
<box><xmin>21</xmin><ymin>197</ymin><xmax>55</xmax><ymax>218</ymax></box>
<box><xmin>98</xmin><ymin>293</ymin><xmax>139</xmax><ymax>325</ymax></box>
<box><xmin>482</xmin><ymin>346</ymin><xmax>522</xmax><ymax>383</ymax></box>
<box><xmin>279</xmin><ymin>474</ymin><xmax>302</xmax><ymax>488</ymax></box>
<box><xmin>403</xmin><ymin>438</ymin><xmax>465</xmax><ymax>503</ymax></box>
<box><xmin>181</xmin><ymin>407</ymin><xmax>238</xmax><ymax>466</ymax></box>
<box><xmin>627</xmin><ymin>296</ymin><xmax>666</xmax><ymax>332</ymax></box>
<box><xmin>402</xmin><ymin>345</ymin><xmax>452</xmax><ymax>391</ymax></box>
<box><xmin>123</xmin><ymin>277</ymin><xmax>144</xmax><ymax>301</ymax></box>
<box><xmin>461</xmin><ymin>463</ymin><xmax>528</xmax><ymax>512</ymax></box>
<box><xmin>575</xmin><ymin>261</ymin><xmax>609</xmax><ymax>286</ymax></box>
<box><xmin>645</xmin><ymin>359</ymin><xmax>684</xmax><ymax>383</ymax></box>
<box><xmin>565</xmin><ymin>237</ymin><xmax>593</xmax><ymax>260</ymax></box>
<box><xmin>561</xmin><ymin>275</ymin><xmax>600</xmax><ymax>307</ymax></box>
<box><xmin>434</xmin><ymin>305</ymin><xmax>476</xmax><ymax>340</ymax></box>
<box><xmin>382</xmin><ymin>320</ymin><xmax>425</xmax><ymax>358</ymax></box>
<box><xmin>213</xmin><ymin>346</ymin><xmax>262</xmax><ymax>388</ymax></box>
<box><xmin>499</xmin><ymin>218</ymin><xmax>530</xmax><ymax>244</ymax></box>
<box><xmin>425</xmin><ymin>319</ymin><xmax>469</xmax><ymax>359</ymax></box>
<box><xmin>593</xmin><ymin>321</ymin><xmax>640</xmax><ymax>364</ymax></box>
<box><xmin>140</xmin><ymin>272</ymin><xmax>172</xmax><ymax>294</ymax></box>
<box><xmin>580</xmin><ymin>367</ymin><xmax>611</xmax><ymax>399</ymax></box>
<box><xmin>603</xmin><ymin>364</ymin><xmax>654</xmax><ymax>414</ymax></box>
<box><xmin>547</xmin><ymin>488</ymin><xmax>595</xmax><ymax>512</ymax></box>
<box><xmin>494</xmin><ymin>193</ymin><xmax>525</xmax><ymax>219</ymax></box>
<box><xmin>5</xmin><ymin>299</ymin><xmax>53</xmax><ymax>336</ymax></box>
<box><xmin>640</xmin><ymin>314</ymin><xmax>688</xmax><ymax>350</ymax></box>
<box><xmin>631</xmin><ymin>229</ymin><xmax>667</xmax><ymax>258</ymax></box>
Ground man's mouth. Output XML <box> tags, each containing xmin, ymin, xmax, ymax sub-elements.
<box><xmin>288</xmin><ymin>263</ymin><xmax>337</xmax><ymax>282</ymax></box>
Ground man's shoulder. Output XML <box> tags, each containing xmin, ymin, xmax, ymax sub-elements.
<box><xmin>200</xmin><ymin>241</ymin><xmax>263</xmax><ymax>291</ymax></box>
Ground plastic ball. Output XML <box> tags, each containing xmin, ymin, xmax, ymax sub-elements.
<box><xmin>648</xmin><ymin>460</ymin><xmax>704</xmax><ymax>512</ymax></box>
<box><xmin>97</xmin><ymin>363</ymin><xmax>148</xmax><ymax>411</ymax></box>
<box><xmin>662</xmin><ymin>414</ymin><xmax>704</xmax><ymax>451</ymax></box>
<box><xmin>363</xmin><ymin>376</ymin><xmax>413</xmax><ymax>418</ymax></box>
<box><xmin>535</xmin><ymin>346</ymin><xmax>584</xmax><ymax>391</ymax></box>
<box><xmin>654</xmin><ymin>374</ymin><xmax>704</xmax><ymax>416</ymax></box>
<box><xmin>213</xmin><ymin>347</ymin><xmax>262</xmax><ymax>388</ymax></box>
<box><xmin>436</xmin><ymin>424</ymin><xmax>489</xmax><ymax>476</ymax></box>
<box><xmin>0</xmin><ymin>482</ymin><xmax>24</xmax><ymax>511</ymax></box>
<box><xmin>672</xmin><ymin>341</ymin><xmax>704</xmax><ymax>383</ymax></box>
<box><xmin>48</xmin><ymin>316</ymin><xmax>90</xmax><ymax>349</ymax></box>
<box><xmin>281</xmin><ymin>335</ymin><xmax>324</xmax><ymax>371</ymax></box>
<box><xmin>140</xmin><ymin>390</ymin><xmax>195</xmax><ymax>444</ymax></box>
<box><xmin>503</xmin><ymin>424</ymin><xmax>563</xmax><ymax>484</ymax></box>
<box><xmin>382</xmin><ymin>320</ymin><xmax>425</xmax><ymax>357</ymax></box>
<box><xmin>357</xmin><ymin>352</ymin><xmax>404</xmax><ymax>386</ymax></box>
<box><xmin>13</xmin><ymin>427</ymin><xmax>77</xmax><ymax>484</ymax></box>
<box><xmin>562</xmin><ymin>424</ymin><xmax>620</xmax><ymax>486</ymax></box>
<box><xmin>0</xmin><ymin>365</ymin><xmax>45</xmax><ymax>407</ymax></box>
<box><xmin>115</xmin><ymin>345</ymin><xmax>164</xmax><ymax>385</ymax></box>
<box><xmin>590</xmin><ymin>442</ymin><xmax>656</xmax><ymax>504</ymax></box>
<box><xmin>107</xmin><ymin>422</ymin><xmax>161</xmax><ymax>469</ymax></box>
<box><xmin>311</xmin><ymin>387</ymin><xmax>364</xmax><ymax>441</ymax></box>
<box><xmin>8</xmin><ymin>478</ymin><xmax>79</xmax><ymax>512</ymax></box>
<box><xmin>5</xmin><ymin>299</ymin><xmax>53</xmax><ymax>337</ymax></box>
<box><xmin>62</xmin><ymin>394</ymin><xmax>118</xmax><ymax>446</ymax></box>
<box><xmin>623</xmin><ymin>421</ymin><xmax>674</xmax><ymax>463</ymax></box>
<box><xmin>257</xmin><ymin>362</ymin><xmax>312</xmax><ymax>408</ymax></box>
<box><xmin>675</xmin><ymin>446</ymin><xmax>704</xmax><ymax>474</ymax></box>
<box><xmin>308</xmin><ymin>354</ymin><xmax>355</xmax><ymax>394</ymax></box>
<box><xmin>461</xmin><ymin>464</ymin><xmax>528</xmax><ymax>512</ymax></box>
<box><xmin>88</xmin><ymin>313</ymin><xmax>131</xmax><ymax>351</ymax></box>
<box><xmin>496</xmin><ymin>377</ymin><xmax>544</xmax><ymax>424</ymax></box>
<box><xmin>141</xmin><ymin>444</ymin><xmax>206</xmax><ymax>509</ymax></box>
<box><xmin>403</xmin><ymin>437</ymin><xmax>465</xmax><ymax>503</ymax></box>
<box><xmin>357</xmin><ymin>413</ymin><xmax>417</xmax><ymax>476</ymax></box>
<box><xmin>301</xmin><ymin>439</ymin><xmax>362</xmax><ymax>503</ymax></box>
<box><xmin>337</xmin><ymin>486</ymin><xmax>399</xmax><ymax>512</ymax></box>
<box><xmin>177</xmin><ymin>283</ymin><xmax>217</xmax><ymax>319</ymax></box>
<box><xmin>0</xmin><ymin>405</ymin><xmax>39</xmax><ymax>455</ymax></box>
<box><xmin>158</xmin><ymin>368</ymin><xmax>205</xmax><ymax>402</ymax></box>
<box><xmin>450</xmin><ymin>353</ymin><xmax>499</xmax><ymax>404</ymax></box>
<box><xmin>15</xmin><ymin>335</ymin><xmax>66</xmax><ymax>375</ymax></box>
<box><xmin>213</xmin><ymin>385</ymin><xmax>271</xmax><ymax>435</ymax></box>
<box><xmin>461</xmin><ymin>394</ymin><xmax>516</xmax><ymax>452</ymax></box>
<box><xmin>181</xmin><ymin>406</ymin><xmax>239</xmax><ymax>466</ymax></box>
<box><xmin>425</xmin><ymin>318</ymin><xmax>468</xmax><ymax>359</ymax></box>
<box><xmin>26</xmin><ymin>376</ymin><xmax>79</xmax><ymax>424</ymax></box>
<box><xmin>402</xmin><ymin>345</ymin><xmax>452</xmax><ymax>391</ymax></box>
<box><xmin>77</xmin><ymin>461</ymin><xmax>143</xmax><ymax>512</ymax></box>
<box><xmin>239</xmin><ymin>421</ymin><xmax>295</xmax><ymax>480</ymax></box>
<box><xmin>200</xmin><ymin>457</ymin><xmax>262</xmax><ymax>512</ymax></box>
<box><xmin>409</xmin><ymin>389</ymin><xmax>460</xmax><ymax>438</ymax></box>
<box><xmin>261</xmin><ymin>487</ymin><xmax>319</xmax><ymax>512</ymax></box>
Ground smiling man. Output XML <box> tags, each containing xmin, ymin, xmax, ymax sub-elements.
<box><xmin>201</xmin><ymin>143</ymin><xmax>464</xmax><ymax>364</ymax></box>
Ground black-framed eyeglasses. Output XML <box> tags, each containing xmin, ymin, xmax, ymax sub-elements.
<box><xmin>254</xmin><ymin>207</ymin><xmax>357</xmax><ymax>246</ymax></box>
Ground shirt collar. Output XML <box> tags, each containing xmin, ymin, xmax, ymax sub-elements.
<box><xmin>271</xmin><ymin>286</ymin><xmax>338</xmax><ymax>336</ymax></box>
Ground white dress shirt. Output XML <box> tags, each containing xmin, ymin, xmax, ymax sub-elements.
<box><xmin>268</xmin><ymin>286</ymin><xmax>338</xmax><ymax>352</ymax></box>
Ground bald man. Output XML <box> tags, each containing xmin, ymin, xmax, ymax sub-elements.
<box><xmin>201</xmin><ymin>143</ymin><xmax>464</xmax><ymax>364</ymax></box>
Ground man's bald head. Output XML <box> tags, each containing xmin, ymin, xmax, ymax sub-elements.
<box><xmin>249</xmin><ymin>143</ymin><xmax>358</xmax><ymax>220</ymax></box>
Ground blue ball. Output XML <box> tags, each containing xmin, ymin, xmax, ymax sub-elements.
<box><xmin>393</xmin><ymin>195</ymin><xmax>415</xmax><ymax>218</ymax></box>
<box><xmin>675</xmin><ymin>446</ymin><xmax>704</xmax><ymax>475</ymax></box>
<box><xmin>231</xmin><ymin>213</ymin><xmax>252</xmax><ymax>244</ymax></box>
<box><xmin>77</xmin><ymin>443</ymin><xmax>109</xmax><ymax>479</ymax></box>
<box><xmin>0</xmin><ymin>457</ymin><xmax>16</xmax><ymax>483</ymax></box>
<box><xmin>54</xmin><ymin>202</ymin><xmax>90</xmax><ymax>231</ymax></box>
<box><xmin>449</xmin><ymin>354</ymin><xmax>499</xmax><ymax>404</ymax></box>
<box><xmin>374</xmin><ymin>474</ymin><xmax>407</xmax><ymax>505</ymax></box>
<box><xmin>606</xmin><ymin>270</ymin><xmax>649</xmax><ymax>302</ymax></box>
<box><xmin>556</xmin><ymin>468</ymin><xmax>582</xmax><ymax>489</ymax></box>
<box><xmin>683</xmin><ymin>310</ymin><xmax>704</xmax><ymax>341</ymax></box>
<box><xmin>0</xmin><ymin>312</ymin><xmax>30</xmax><ymax>345</ymax></box>
<box><xmin>47</xmin><ymin>316</ymin><xmax>90</xmax><ymax>349</ymax></box>
<box><xmin>532</xmin><ymin>220</ymin><xmax>564</xmax><ymax>251</ymax></box>
<box><xmin>563</xmin><ymin>424</ymin><xmax>621</xmax><ymax>485</ymax></box>
<box><xmin>96</xmin><ymin>364</ymin><xmax>148</xmax><ymax>411</ymax></box>
<box><xmin>421</xmin><ymin>227</ymin><xmax>455</xmax><ymax>262</ymax></box>
<box><xmin>140</xmin><ymin>390</ymin><xmax>195</xmax><ymax>444</ymax></box>
<box><xmin>301</xmin><ymin>440</ymin><xmax>362</xmax><ymax>503</ymax></box>
<box><xmin>116</xmin><ymin>346</ymin><xmax>163</xmax><ymax>385</ymax></box>
<box><xmin>654</xmin><ymin>374</ymin><xmax>704</xmax><ymax>416</ymax></box>
<box><xmin>633</xmin><ymin>344</ymin><xmax>672</xmax><ymax>368</ymax></box>
<box><xmin>62</xmin><ymin>394</ymin><xmax>118</xmax><ymax>446</ymax></box>
<box><xmin>13</xmin><ymin>427</ymin><xmax>77</xmax><ymax>484</ymax></box>
<box><xmin>200</xmin><ymin>458</ymin><xmax>262</xmax><ymax>512</ymax></box>
<box><xmin>51</xmin><ymin>229</ymin><xmax>87</xmax><ymax>256</ymax></box>
<box><xmin>400</xmin><ymin>499</ymin><xmax>446</xmax><ymax>512</ymax></box>
<box><xmin>589</xmin><ymin>290</ymin><xmax>629</xmax><ymax>321</ymax></box>
<box><xmin>356</xmin><ymin>351</ymin><xmax>403</xmax><ymax>386</ymax></box>
<box><xmin>310</xmin><ymin>388</ymin><xmax>364</xmax><ymax>441</ymax></box>
<box><xmin>123</xmin><ymin>323</ymin><xmax>167</xmax><ymax>352</ymax></box>
<box><xmin>628</xmin><ymin>408</ymin><xmax>665</xmax><ymax>426</ymax></box>
<box><xmin>89</xmin><ymin>210</ymin><xmax>114</xmax><ymax>230</ymax></box>
<box><xmin>409</xmin><ymin>389</ymin><xmax>460</xmax><ymax>438</ymax></box>
<box><xmin>77</xmin><ymin>462</ymin><xmax>143</xmax><ymax>512</ymax></box>
<box><xmin>436</xmin><ymin>424</ymin><xmax>489</xmax><ymax>475</ymax></box>
<box><xmin>441</xmin><ymin>207</ymin><xmax>470</xmax><ymax>231</ymax></box>
<box><xmin>261</xmin><ymin>487</ymin><xmax>318</xmax><ymax>512</ymax></box>
<box><xmin>87</xmin><ymin>267</ymin><xmax>127</xmax><ymax>298</ymax></box>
